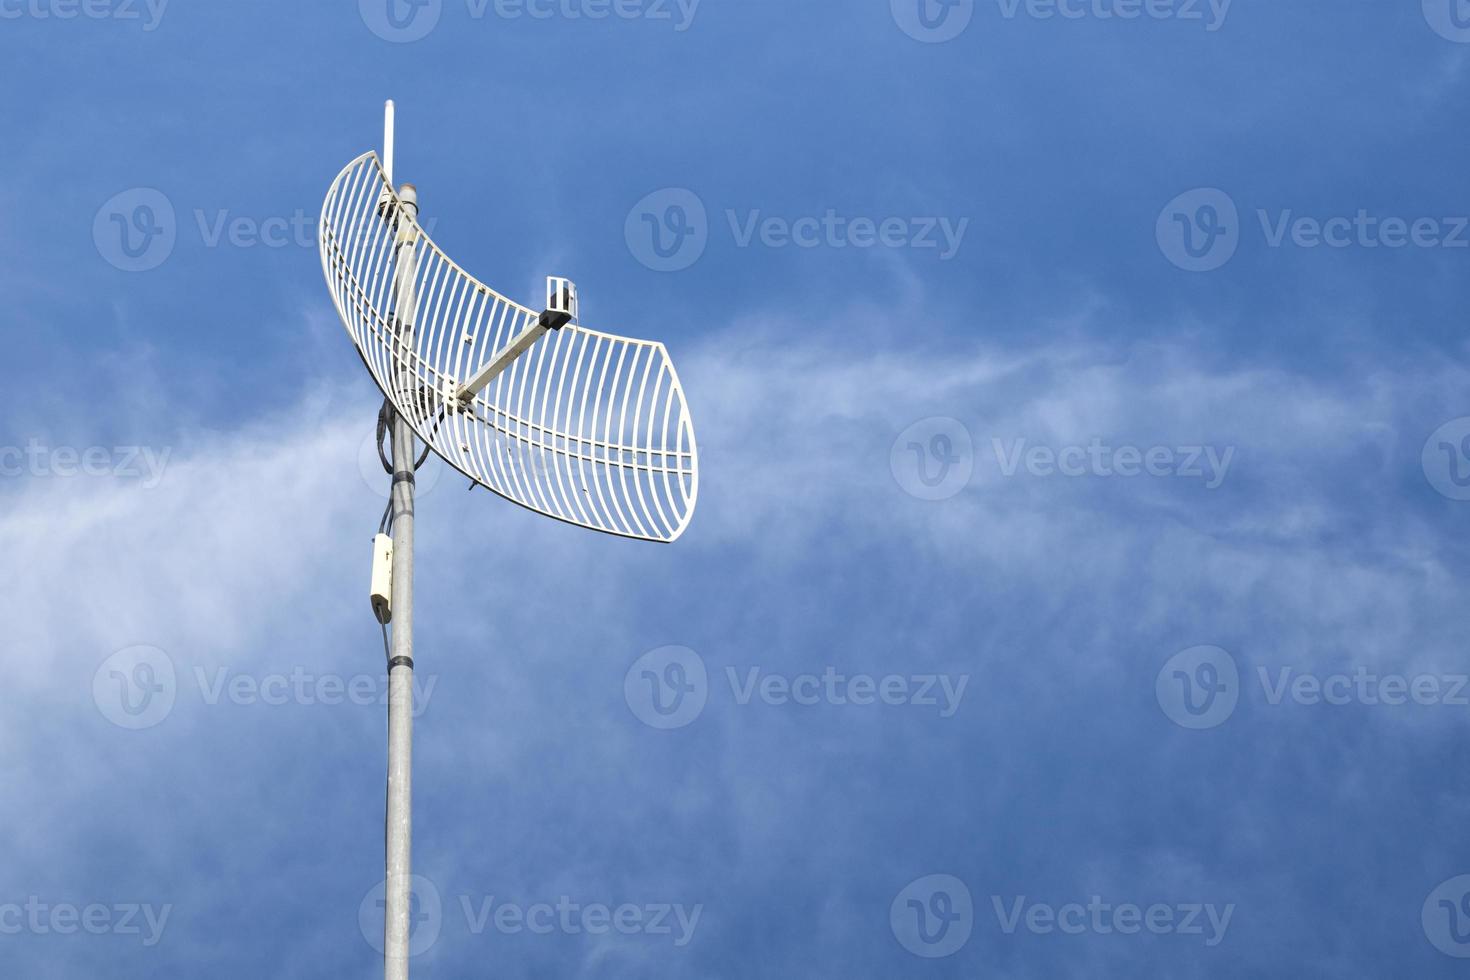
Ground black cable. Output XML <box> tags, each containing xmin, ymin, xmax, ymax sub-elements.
<box><xmin>377</xmin><ymin>390</ymin><xmax>452</xmax><ymax>543</ymax></box>
<box><xmin>381</xmin><ymin>392</ymin><xmax>446</xmax><ymax>473</ymax></box>
<box><xmin>376</xmin><ymin>399</ymin><xmax>393</xmax><ymax>474</ymax></box>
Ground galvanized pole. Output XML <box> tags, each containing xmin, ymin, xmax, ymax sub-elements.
<box><xmin>382</xmin><ymin>99</ymin><xmax>416</xmax><ymax>980</ymax></box>
<box><xmin>384</xmin><ymin>403</ymin><xmax>415</xmax><ymax>980</ymax></box>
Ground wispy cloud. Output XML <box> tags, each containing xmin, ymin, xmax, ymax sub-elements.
<box><xmin>4</xmin><ymin>312</ymin><xmax>1470</xmax><ymax>976</ymax></box>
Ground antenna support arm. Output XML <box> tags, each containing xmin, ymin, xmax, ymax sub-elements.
<box><xmin>454</xmin><ymin>308</ymin><xmax>571</xmax><ymax>404</ymax></box>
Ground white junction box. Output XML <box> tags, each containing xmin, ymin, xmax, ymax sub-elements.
<box><xmin>371</xmin><ymin>533</ymin><xmax>394</xmax><ymax>624</ymax></box>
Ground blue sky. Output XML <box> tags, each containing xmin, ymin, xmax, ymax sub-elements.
<box><xmin>5</xmin><ymin>0</ymin><xmax>1470</xmax><ymax>977</ymax></box>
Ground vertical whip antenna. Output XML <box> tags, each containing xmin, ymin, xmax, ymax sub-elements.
<box><xmin>383</xmin><ymin>99</ymin><xmax>396</xmax><ymax>185</ymax></box>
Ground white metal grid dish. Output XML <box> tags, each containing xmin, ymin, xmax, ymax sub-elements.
<box><xmin>320</xmin><ymin>151</ymin><xmax>699</xmax><ymax>542</ymax></box>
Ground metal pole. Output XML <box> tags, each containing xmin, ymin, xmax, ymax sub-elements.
<box><xmin>384</xmin><ymin>400</ymin><xmax>415</xmax><ymax>980</ymax></box>
<box><xmin>382</xmin><ymin>101</ymin><xmax>416</xmax><ymax>980</ymax></box>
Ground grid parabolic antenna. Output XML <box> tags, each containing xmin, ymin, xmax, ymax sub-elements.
<box><xmin>320</xmin><ymin>151</ymin><xmax>698</xmax><ymax>542</ymax></box>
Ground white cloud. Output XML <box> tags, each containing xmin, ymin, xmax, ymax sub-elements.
<box><xmin>3</xmin><ymin>317</ymin><xmax>1469</xmax><ymax>976</ymax></box>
